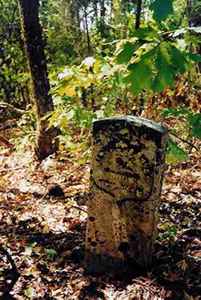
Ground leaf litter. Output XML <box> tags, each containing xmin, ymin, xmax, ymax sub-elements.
<box><xmin>0</xmin><ymin>143</ymin><xmax>201</xmax><ymax>299</ymax></box>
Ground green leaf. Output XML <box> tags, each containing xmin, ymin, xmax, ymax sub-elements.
<box><xmin>161</xmin><ymin>107</ymin><xmax>190</xmax><ymax>117</ymax></box>
<box><xmin>125</xmin><ymin>62</ymin><xmax>153</xmax><ymax>94</ymax></box>
<box><xmin>152</xmin><ymin>75</ymin><xmax>166</xmax><ymax>92</ymax></box>
<box><xmin>167</xmin><ymin>225</ymin><xmax>177</xmax><ymax>237</ymax></box>
<box><xmin>166</xmin><ymin>140</ymin><xmax>188</xmax><ymax>164</ymax></box>
<box><xmin>116</xmin><ymin>42</ymin><xmax>136</xmax><ymax>64</ymax></box>
<box><xmin>24</xmin><ymin>287</ymin><xmax>35</xmax><ymax>299</ymax></box>
<box><xmin>45</xmin><ymin>248</ymin><xmax>57</xmax><ymax>259</ymax></box>
<box><xmin>133</xmin><ymin>26</ymin><xmax>159</xmax><ymax>41</ymax></box>
<box><xmin>152</xmin><ymin>44</ymin><xmax>174</xmax><ymax>92</ymax></box>
<box><xmin>150</xmin><ymin>0</ymin><xmax>174</xmax><ymax>21</ymax></box>
<box><xmin>188</xmin><ymin>113</ymin><xmax>201</xmax><ymax>138</ymax></box>
<box><xmin>186</xmin><ymin>52</ymin><xmax>201</xmax><ymax>62</ymax></box>
<box><xmin>137</xmin><ymin>43</ymin><xmax>158</xmax><ymax>63</ymax></box>
<box><xmin>169</xmin><ymin>46</ymin><xmax>187</xmax><ymax>74</ymax></box>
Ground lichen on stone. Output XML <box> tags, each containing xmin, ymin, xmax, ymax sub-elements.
<box><xmin>85</xmin><ymin>116</ymin><xmax>168</xmax><ymax>273</ymax></box>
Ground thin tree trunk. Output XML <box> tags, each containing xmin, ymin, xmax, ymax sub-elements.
<box><xmin>93</xmin><ymin>0</ymin><xmax>98</xmax><ymax>22</ymax></box>
<box><xmin>100</xmin><ymin>0</ymin><xmax>107</xmax><ymax>37</ymax></box>
<box><xmin>100</xmin><ymin>0</ymin><xmax>106</xmax><ymax>19</ymax></box>
<box><xmin>135</xmin><ymin>0</ymin><xmax>142</xmax><ymax>29</ymax></box>
<box><xmin>84</xmin><ymin>8</ymin><xmax>91</xmax><ymax>55</ymax></box>
<box><xmin>121</xmin><ymin>0</ymin><xmax>130</xmax><ymax>14</ymax></box>
<box><xmin>18</xmin><ymin>0</ymin><xmax>59</xmax><ymax>160</ymax></box>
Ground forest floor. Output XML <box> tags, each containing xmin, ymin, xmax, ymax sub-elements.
<box><xmin>0</xmin><ymin>131</ymin><xmax>201</xmax><ymax>300</ymax></box>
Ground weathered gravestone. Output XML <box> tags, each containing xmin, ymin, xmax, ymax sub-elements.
<box><xmin>85</xmin><ymin>116</ymin><xmax>168</xmax><ymax>273</ymax></box>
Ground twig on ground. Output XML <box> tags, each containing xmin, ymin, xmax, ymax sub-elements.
<box><xmin>169</xmin><ymin>131</ymin><xmax>199</xmax><ymax>151</ymax></box>
<box><xmin>68</xmin><ymin>205</ymin><xmax>87</xmax><ymax>214</ymax></box>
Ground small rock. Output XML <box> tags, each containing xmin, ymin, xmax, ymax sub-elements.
<box><xmin>47</xmin><ymin>184</ymin><xmax>65</xmax><ymax>198</ymax></box>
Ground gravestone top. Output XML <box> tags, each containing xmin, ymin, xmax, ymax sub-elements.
<box><xmin>93</xmin><ymin>116</ymin><xmax>168</xmax><ymax>148</ymax></box>
<box><xmin>93</xmin><ymin>116</ymin><xmax>167</xmax><ymax>135</ymax></box>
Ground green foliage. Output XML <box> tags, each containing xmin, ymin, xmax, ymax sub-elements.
<box><xmin>114</xmin><ymin>0</ymin><xmax>201</xmax><ymax>96</ymax></box>
<box><xmin>114</xmin><ymin>9</ymin><xmax>201</xmax><ymax>96</ymax></box>
<box><xmin>188</xmin><ymin>113</ymin><xmax>201</xmax><ymax>138</ymax></box>
<box><xmin>162</xmin><ymin>108</ymin><xmax>201</xmax><ymax>164</ymax></box>
<box><xmin>45</xmin><ymin>248</ymin><xmax>57</xmax><ymax>260</ymax></box>
<box><xmin>186</xmin><ymin>52</ymin><xmax>201</xmax><ymax>62</ymax></box>
<box><xmin>50</xmin><ymin>56</ymin><xmax>124</xmax><ymax>132</ymax></box>
<box><xmin>116</xmin><ymin>36</ymin><xmax>190</xmax><ymax>95</ymax></box>
<box><xmin>116</xmin><ymin>41</ymin><xmax>137</xmax><ymax>64</ymax></box>
<box><xmin>162</xmin><ymin>108</ymin><xmax>201</xmax><ymax>139</ymax></box>
<box><xmin>0</xmin><ymin>0</ymin><xmax>27</xmax><ymax>105</ymax></box>
<box><xmin>166</xmin><ymin>139</ymin><xmax>188</xmax><ymax>164</ymax></box>
<box><xmin>158</xmin><ymin>224</ymin><xmax>177</xmax><ymax>240</ymax></box>
<box><xmin>150</xmin><ymin>0</ymin><xmax>174</xmax><ymax>22</ymax></box>
<box><xmin>162</xmin><ymin>107</ymin><xmax>190</xmax><ymax>117</ymax></box>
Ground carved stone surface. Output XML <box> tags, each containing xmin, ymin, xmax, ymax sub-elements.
<box><xmin>85</xmin><ymin>116</ymin><xmax>168</xmax><ymax>273</ymax></box>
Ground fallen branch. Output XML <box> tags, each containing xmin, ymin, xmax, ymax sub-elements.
<box><xmin>169</xmin><ymin>131</ymin><xmax>199</xmax><ymax>152</ymax></box>
<box><xmin>0</xmin><ymin>101</ymin><xmax>25</xmax><ymax>116</ymax></box>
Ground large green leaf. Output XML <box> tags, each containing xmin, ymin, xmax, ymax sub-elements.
<box><xmin>152</xmin><ymin>44</ymin><xmax>174</xmax><ymax>92</ymax></box>
<box><xmin>123</xmin><ymin>44</ymin><xmax>157</xmax><ymax>94</ymax></box>
<box><xmin>116</xmin><ymin>39</ymin><xmax>189</xmax><ymax>95</ymax></box>
<box><xmin>150</xmin><ymin>0</ymin><xmax>174</xmax><ymax>22</ymax></box>
<box><xmin>169</xmin><ymin>46</ymin><xmax>187</xmax><ymax>73</ymax></box>
<box><xmin>152</xmin><ymin>43</ymin><xmax>187</xmax><ymax>92</ymax></box>
<box><xmin>152</xmin><ymin>75</ymin><xmax>166</xmax><ymax>92</ymax></box>
<box><xmin>116</xmin><ymin>42</ymin><xmax>136</xmax><ymax>64</ymax></box>
<box><xmin>125</xmin><ymin>62</ymin><xmax>153</xmax><ymax>94</ymax></box>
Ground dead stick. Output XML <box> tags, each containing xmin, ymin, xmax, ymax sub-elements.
<box><xmin>67</xmin><ymin>205</ymin><xmax>87</xmax><ymax>214</ymax></box>
<box><xmin>169</xmin><ymin>131</ymin><xmax>199</xmax><ymax>151</ymax></box>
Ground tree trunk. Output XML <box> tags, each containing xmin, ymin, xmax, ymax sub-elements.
<box><xmin>135</xmin><ymin>0</ymin><xmax>142</xmax><ymax>29</ymax></box>
<box><xmin>100</xmin><ymin>0</ymin><xmax>107</xmax><ymax>37</ymax></box>
<box><xmin>85</xmin><ymin>116</ymin><xmax>168</xmax><ymax>274</ymax></box>
<box><xmin>93</xmin><ymin>0</ymin><xmax>98</xmax><ymax>22</ymax></box>
<box><xmin>18</xmin><ymin>0</ymin><xmax>59</xmax><ymax>160</ymax></box>
<box><xmin>84</xmin><ymin>7</ymin><xmax>91</xmax><ymax>55</ymax></box>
